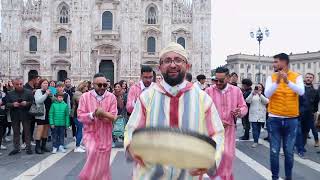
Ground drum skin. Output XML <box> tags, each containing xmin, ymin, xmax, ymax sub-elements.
<box><xmin>131</xmin><ymin>127</ymin><xmax>216</xmax><ymax>169</ymax></box>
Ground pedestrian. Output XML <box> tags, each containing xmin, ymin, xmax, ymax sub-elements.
<box><xmin>240</xmin><ymin>78</ymin><xmax>252</xmax><ymax>140</ymax></box>
<box><xmin>6</xmin><ymin>78</ymin><xmax>34</xmax><ymax>155</ymax></box>
<box><xmin>206</xmin><ymin>66</ymin><xmax>248</xmax><ymax>180</ymax></box>
<box><xmin>34</xmin><ymin>79</ymin><xmax>53</xmax><ymax>154</ymax></box>
<box><xmin>64</xmin><ymin>78</ymin><xmax>76</xmax><ymax>138</ymax></box>
<box><xmin>230</xmin><ymin>72</ymin><xmax>238</xmax><ymax>87</ymax></box>
<box><xmin>0</xmin><ymin>88</ymin><xmax>7</xmax><ymax>155</ymax></box>
<box><xmin>245</xmin><ymin>83</ymin><xmax>269</xmax><ymax>148</ymax></box>
<box><xmin>23</xmin><ymin>74</ymin><xmax>40</xmax><ymax>148</ymax></box>
<box><xmin>156</xmin><ymin>74</ymin><xmax>163</xmax><ymax>83</ymax></box>
<box><xmin>296</xmin><ymin>73</ymin><xmax>319</xmax><ymax>157</ymax></box>
<box><xmin>49</xmin><ymin>80</ymin><xmax>57</xmax><ymax>96</ymax></box>
<box><xmin>125</xmin><ymin>42</ymin><xmax>224</xmax><ymax>179</ymax></box>
<box><xmin>265</xmin><ymin>53</ymin><xmax>304</xmax><ymax>180</ymax></box>
<box><xmin>126</xmin><ymin>65</ymin><xmax>154</xmax><ymax>114</ymax></box>
<box><xmin>185</xmin><ymin>72</ymin><xmax>193</xmax><ymax>82</ymax></box>
<box><xmin>196</xmin><ymin>74</ymin><xmax>207</xmax><ymax>90</ymax></box>
<box><xmin>49</xmin><ymin>92</ymin><xmax>70</xmax><ymax>154</ymax></box>
<box><xmin>72</xmin><ymin>81</ymin><xmax>88</xmax><ymax>153</ymax></box>
<box><xmin>77</xmin><ymin>73</ymin><xmax>117</xmax><ymax>180</ymax></box>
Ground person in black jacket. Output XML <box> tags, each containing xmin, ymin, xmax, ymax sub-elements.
<box><xmin>240</xmin><ymin>78</ymin><xmax>253</xmax><ymax>140</ymax></box>
<box><xmin>300</xmin><ymin>73</ymin><xmax>319</xmax><ymax>149</ymax></box>
<box><xmin>6</xmin><ymin>78</ymin><xmax>34</xmax><ymax>155</ymax></box>
<box><xmin>0</xmin><ymin>89</ymin><xmax>7</xmax><ymax>155</ymax></box>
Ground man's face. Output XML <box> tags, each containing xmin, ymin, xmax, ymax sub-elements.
<box><xmin>57</xmin><ymin>86</ymin><xmax>64</xmax><ymax>93</ymax></box>
<box><xmin>33</xmin><ymin>77</ymin><xmax>40</xmax><ymax>87</ymax></box>
<box><xmin>141</xmin><ymin>72</ymin><xmax>153</xmax><ymax>87</ymax></box>
<box><xmin>159</xmin><ymin>52</ymin><xmax>189</xmax><ymax>86</ymax></box>
<box><xmin>200</xmin><ymin>79</ymin><xmax>206</xmax><ymax>84</ymax></box>
<box><xmin>64</xmin><ymin>79</ymin><xmax>71</xmax><ymax>88</ymax></box>
<box><xmin>129</xmin><ymin>80</ymin><xmax>135</xmax><ymax>87</ymax></box>
<box><xmin>304</xmin><ymin>74</ymin><xmax>314</xmax><ymax>85</ymax></box>
<box><xmin>231</xmin><ymin>75</ymin><xmax>238</xmax><ymax>83</ymax></box>
<box><xmin>13</xmin><ymin>80</ymin><xmax>24</xmax><ymax>92</ymax></box>
<box><xmin>93</xmin><ymin>77</ymin><xmax>107</xmax><ymax>96</ymax></box>
<box><xmin>215</xmin><ymin>73</ymin><xmax>229</xmax><ymax>90</ymax></box>
<box><xmin>273</xmin><ymin>58</ymin><xmax>287</xmax><ymax>72</ymax></box>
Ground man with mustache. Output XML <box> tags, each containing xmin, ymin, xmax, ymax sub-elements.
<box><xmin>77</xmin><ymin>73</ymin><xmax>118</xmax><ymax>180</ymax></box>
<box><xmin>124</xmin><ymin>42</ymin><xmax>224</xmax><ymax>179</ymax></box>
<box><xmin>265</xmin><ymin>53</ymin><xmax>304</xmax><ymax>180</ymax></box>
<box><xmin>205</xmin><ymin>66</ymin><xmax>248</xmax><ymax>180</ymax></box>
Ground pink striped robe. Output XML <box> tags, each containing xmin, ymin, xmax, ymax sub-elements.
<box><xmin>124</xmin><ymin>82</ymin><xmax>225</xmax><ymax>180</ymax></box>
<box><xmin>206</xmin><ymin>84</ymin><xmax>248</xmax><ymax>180</ymax></box>
<box><xmin>77</xmin><ymin>90</ymin><xmax>118</xmax><ymax>180</ymax></box>
<box><xmin>126</xmin><ymin>83</ymin><xmax>143</xmax><ymax>114</ymax></box>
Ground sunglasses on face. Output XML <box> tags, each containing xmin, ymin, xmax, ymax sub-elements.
<box><xmin>95</xmin><ymin>83</ymin><xmax>108</xmax><ymax>88</ymax></box>
<box><xmin>213</xmin><ymin>79</ymin><xmax>225</xmax><ymax>83</ymax></box>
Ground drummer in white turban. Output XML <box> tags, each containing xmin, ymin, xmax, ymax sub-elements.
<box><xmin>124</xmin><ymin>42</ymin><xmax>225</xmax><ymax>180</ymax></box>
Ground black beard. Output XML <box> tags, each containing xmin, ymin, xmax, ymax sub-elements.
<box><xmin>162</xmin><ymin>72</ymin><xmax>185</xmax><ymax>86</ymax></box>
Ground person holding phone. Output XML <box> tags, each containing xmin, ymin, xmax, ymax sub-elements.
<box><xmin>245</xmin><ymin>84</ymin><xmax>269</xmax><ymax>148</ymax></box>
<box><xmin>6</xmin><ymin>78</ymin><xmax>34</xmax><ymax>155</ymax></box>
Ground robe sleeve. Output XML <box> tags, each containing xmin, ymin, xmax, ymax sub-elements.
<box><xmin>77</xmin><ymin>95</ymin><xmax>94</xmax><ymax>125</ymax></box>
<box><xmin>126</xmin><ymin>86</ymin><xmax>138</xmax><ymax>114</ymax></box>
<box><xmin>124</xmin><ymin>97</ymin><xmax>146</xmax><ymax>156</ymax></box>
<box><xmin>205</xmin><ymin>99</ymin><xmax>225</xmax><ymax>173</ymax></box>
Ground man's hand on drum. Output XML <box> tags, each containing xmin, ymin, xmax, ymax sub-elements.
<box><xmin>94</xmin><ymin>108</ymin><xmax>117</xmax><ymax>122</ymax></box>
<box><xmin>189</xmin><ymin>168</ymin><xmax>208</xmax><ymax>176</ymax></box>
<box><xmin>128</xmin><ymin>146</ymin><xmax>145</xmax><ymax>167</ymax></box>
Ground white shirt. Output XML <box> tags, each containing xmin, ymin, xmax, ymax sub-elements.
<box><xmin>161</xmin><ymin>80</ymin><xmax>188</xmax><ymax>96</ymax></box>
<box><xmin>265</xmin><ymin>74</ymin><xmax>305</xmax><ymax>118</ymax></box>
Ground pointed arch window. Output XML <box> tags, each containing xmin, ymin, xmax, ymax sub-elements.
<box><xmin>147</xmin><ymin>6</ymin><xmax>157</xmax><ymax>24</ymax></box>
<box><xmin>102</xmin><ymin>11</ymin><xmax>113</xmax><ymax>30</ymax></box>
<box><xmin>59</xmin><ymin>4</ymin><xmax>70</xmax><ymax>24</ymax></box>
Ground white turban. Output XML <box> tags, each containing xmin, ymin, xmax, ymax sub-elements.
<box><xmin>159</xmin><ymin>42</ymin><xmax>188</xmax><ymax>60</ymax></box>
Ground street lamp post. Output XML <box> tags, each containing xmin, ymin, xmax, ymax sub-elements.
<box><xmin>250</xmin><ymin>28</ymin><xmax>270</xmax><ymax>83</ymax></box>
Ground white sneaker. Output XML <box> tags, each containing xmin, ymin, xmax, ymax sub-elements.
<box><xmin>79</xmin><ymin>145</ymin><xmax>86</xmax><ymax>150</ymax></box>
<box><xmin>251</xmin><ymin>143</ymin><xmax>258</xmax><ymax>148</ymax></box>
<box><xmin>5</xmin><ymin>137</ymin><xmax>11</xmax><ymax>142</ymax></box>
<box><xmin>59</xmin><ymin>145</ymin><xmax>66</xmax><ymax>153</ymax></box>
<box><xmin>0</xmin><ymin>145</ymin><xmax>7</xmax><ymax>150</ymax></box>
<box><xmin>21</xmin><ymin>143</ymin><xmax>26</xmax><ymax>150</ymax></box>
<box><xmin>74</xmin><ymin>147</ymin><xmax>85</xmax><ymax>153</ymax></box>
<box><xmin>31</xmin><ymin>141</ymin><xmax>36</xmax><ymax>146</ymax></box>
<box><xmin>52</xmin><ymin>147</ymin><xmax>57</xmax><ymax>154</ymax></box>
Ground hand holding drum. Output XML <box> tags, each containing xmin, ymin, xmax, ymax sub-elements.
<box><xmin>95</xmin><ymin>108</ymin><xmax>113</xmax><ymax>122</ymax></box>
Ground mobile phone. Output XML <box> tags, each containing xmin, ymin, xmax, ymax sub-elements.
<box><xmin>254</xmin><ymin>86</ymin><xmax>259</xmax><ymax>90</ymax></box>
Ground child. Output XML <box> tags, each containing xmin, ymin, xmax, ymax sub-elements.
<box><xmin>49</xmin><ymin>93</ymin><xmax>70</xmax><ymax>153</ymax></box>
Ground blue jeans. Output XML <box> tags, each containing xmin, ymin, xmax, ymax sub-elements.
<box><xmin>267</xmin><ymin>117</ymin><xmax>298</xmax><ymax>180</ymax></box>
<box><xmin>74</xmin><ymin>118</ymin><xmax>83</xmax><ymax>147</ymax></box>
<box><xmin>251</xmin><ymin>122</ymin><xmax>263</xmax><ymax>143</ymax></box>
<box><xmin>295</xmin><ymin>121</ymin><xmax>304</xmax><ymax>153</ymax></box>
<box><xmin>52</xmin><ymin>126</ymin><xmax>65</xmax><ymax>148</ymax></box>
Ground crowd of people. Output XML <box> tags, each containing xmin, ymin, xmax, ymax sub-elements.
<box><xmin>0</xmin><ymin>42</ymin><xmax>320</xmax><ymax>180</ymax></box>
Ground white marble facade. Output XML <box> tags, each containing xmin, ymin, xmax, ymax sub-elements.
<box><xmin>0</xmin><ymin>0</ymin><xmax>212</xmax><ymax>84</ymax></box>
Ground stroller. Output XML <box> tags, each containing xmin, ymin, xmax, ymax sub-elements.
<box><xmin>112</xmin><ymin>115</ymin><xmax>126</xmax><ymax>146</ymax></box>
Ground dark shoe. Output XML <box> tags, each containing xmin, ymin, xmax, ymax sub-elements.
<box><xmin>26</xmin><ymin>149</ymin><xmax>33</xmax><ymax>155</ymax></box>
<box><xmin>47</xmin><ymin>136</ymin><xmax>52</xmax><ymax>142</ymax></box>
<box><xmin>240</xmin><ymin>136</ymin><xmax>249</xmax><ymax>140</ymax></box>
<box><xmin>264</xmin><ymin>137</ymin><xmax>269</xmax><ymax>141</ymax></box>
<box><xmin>35</xmin><ymin>140</ymin><xmax>43</xmax><ymax>154</ymax></box>
<box><xmin>9</xmin><ymin>149</ymin><xmax>21</xmax><ymax>156</ymax></box>
<box><xmin>297</xmin><ymin>152</ymin><xmax>304</xmax><ymax>158</ymax></box>
<box><xmin>41</xmin><ymin>138</ymin><xmax>50</xmax><ymax>153</ymax></box>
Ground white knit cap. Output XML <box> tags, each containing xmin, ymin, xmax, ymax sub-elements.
<box><xmin>159</xmin><ymin>42</ymin><xmax>188</xmax><ymax>60</ymax></box>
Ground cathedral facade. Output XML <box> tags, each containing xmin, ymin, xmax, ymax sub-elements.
<box><xmin>0</xmin><ymin>0</ymin><xmax>211</xmax><ymax>84</ymax></box>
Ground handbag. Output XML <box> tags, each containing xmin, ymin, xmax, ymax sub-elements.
<box><xmin>29</xmin><ymin>103</ymin><xmax>44</xmax><ymax>116</ymax></box>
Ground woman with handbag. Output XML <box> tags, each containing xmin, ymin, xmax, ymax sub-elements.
<box><xmin>34</xmin><ymin>79</ymin><xmax>53</xmax><ymax>154</ymax></box>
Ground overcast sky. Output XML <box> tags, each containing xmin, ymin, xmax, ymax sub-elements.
<box><xmin>1</xmin><ymin>1</ymin><xmax>320</xmax><ymax>69</ymax></box>
<box><xmin>211</xmin><ymin>0</ymin><xmax>320</xmax><ymax>67</ymax></box>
